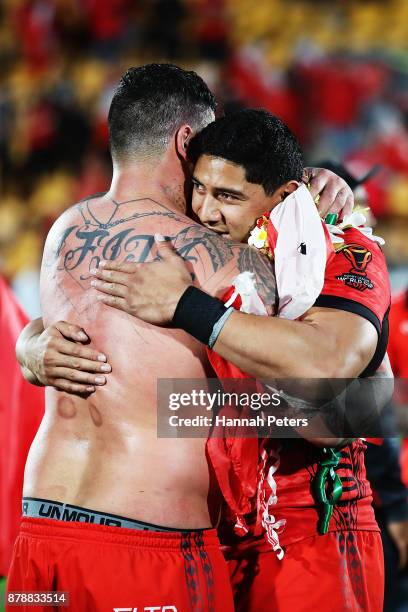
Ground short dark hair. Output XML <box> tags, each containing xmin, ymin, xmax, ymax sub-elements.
<box><xmin>108</xmin><ymin>63</ymin><xmax>216</xmax><ymax>161</ymax></box>
<box><xmin>187</xmin><ymin>109</ymin><xmax>304</xmax><ymax>195</ymax></box>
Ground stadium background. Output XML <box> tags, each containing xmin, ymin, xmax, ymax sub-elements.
<box><xmin>1</xmin><ymin>0</ymin><xmax>408</xmax><ymax>314</ymax></box>
<box><xmin>1</xmin><ymin>0</ymin><xmax>408</xmax><ymax>610</ymax></box>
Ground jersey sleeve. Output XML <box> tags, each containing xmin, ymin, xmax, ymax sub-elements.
<box><xmin>314</xmin><ymin>227</ymin><xmax>390</xmax><ymax>335</ymax></box>
<box><xmin>314</xmin><ymin>227</ymin><xmax>391</xmax><ymax>376</ymax></box>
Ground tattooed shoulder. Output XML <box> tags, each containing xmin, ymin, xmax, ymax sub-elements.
<box><xmin>236</xmin><ymin>244</ymin><xmax>278</xmax><ymax>309</ymax></box>
<box><xmin>172</xmin><ymin>224</ymin><xmax>278</xmax><ymax>309</ymax></box>
<box><xmin>44</xmin><ymin>196</ymin><xmax>277</xmax><ymax>309</ymax></box>
<box><xmin>172</xmin><ymin>224</ymin><xmax>236</xmax><ymax>274</ymax></box>
<box><xmin>43</xmin><ymin>196</ymin><xmax>190</xmax><ymax>279</ymax></box>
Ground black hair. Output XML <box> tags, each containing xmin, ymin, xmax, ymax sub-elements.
<box><xmin>187</xmin><ymin>109</ymin><xmax>304</xmax><ymax>195</ymax></box>
<box><xmin>108</xmin><ymin>63</ymin><xmax>216</xmax><ymax>161</ymax></box>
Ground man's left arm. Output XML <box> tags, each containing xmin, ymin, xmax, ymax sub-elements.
<box><xmin>209</xmin><ymin>306</ymin><xmax>377</xmax><ymax>379</ymax></box>
<box><xmin>178</xmin><ymin>225</ymin><xmax>392</xmax><ymax>380</ymax></box>
<box><xmin>91</xmin><ymin>235</ymin><xmax>383</xmax><ymax>381</ymax></box>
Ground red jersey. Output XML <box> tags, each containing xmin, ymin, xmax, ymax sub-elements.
<box><xmin>314</xmin><ymin>226</ymin><xmax>391</xmax><ymax>377</ymax></box>
<box><xmin>207</xmin><ymin>226</ymin><xmax>391</xmax><ymax>551</ymax></box>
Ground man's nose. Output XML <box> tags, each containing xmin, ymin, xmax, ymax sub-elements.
<box><xmin>200</xmin><ymin>196</ymin><xmax>222</xmax><ymax>224</ymax></box>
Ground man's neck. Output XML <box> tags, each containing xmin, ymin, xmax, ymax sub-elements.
<box><xmin>107</xmin><ymin>156</ymin><xmax>188</xmax><ymax>215</ymax></box>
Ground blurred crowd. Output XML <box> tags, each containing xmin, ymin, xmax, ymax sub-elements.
<box><xmin>0</xmin><ymin>0</ymin><xmax>408</xmax><ymax>316</ymax></box>
<box><xmin>1</xmin><ymin>2</ymin><xmax>408</xmax><ymax>609</ymax></box>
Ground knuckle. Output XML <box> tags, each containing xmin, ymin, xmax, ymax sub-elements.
<box><xmin>44</xmin><ymin>336</ymin><xmax>55</xmax><ymax>349</ymax></box>
<box><xmin>43</xmin><ymin>353</ymin><xmax>55</xmax><ymax>367</ymax></box>
<box><xmin>43</xmin><ymin>370</ymin><xmax>53</xmax><ymax>383</ymax></box>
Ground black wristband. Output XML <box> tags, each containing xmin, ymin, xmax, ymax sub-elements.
<box><xmin>172</xmin><ymin>286</ymin><xmax>227</xmax><ymax>345</ymax></box>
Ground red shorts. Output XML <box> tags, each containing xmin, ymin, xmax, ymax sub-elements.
<box><xmin>224</xmin><ymin>530</ymin><xmax>384</xmax><ymax>612</ymax></box>
<box><xmin>7</xmin><ymin>518</ymin><xmax>234</xmax><ymax>612</ymax></box>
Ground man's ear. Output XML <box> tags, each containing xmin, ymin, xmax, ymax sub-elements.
<box><xmin>175</xmin><ymin>125</ymin><xmax>194</xmax><ymax>160</ymax></box>
<box><xmin>278</xmin><ymin>180</ymin><xmax>300</xmax><ymax>200</ymax></box>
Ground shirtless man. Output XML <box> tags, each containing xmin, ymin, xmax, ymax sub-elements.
<box><xmin>9</xmin><ymin>64</ymin><xmax>352</xmax><ymax>612</ymax></box>
<box><xmin>8</xmin><ymin>63</ymin><xmax>252</xmax><ymax>612</ymax></box>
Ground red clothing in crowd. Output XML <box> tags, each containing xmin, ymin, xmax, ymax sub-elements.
<box><xmin>388</xmin><ymin>290</ymin><xmax>408</xmax><ymax>377</ymax></box>
<box><xmin>0</xmin><ymin>277</ymin><xmax>44</xmax><ymax>576</ymax></box>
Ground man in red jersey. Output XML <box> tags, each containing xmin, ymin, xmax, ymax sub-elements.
<box><xmin>85</xmin><ymin>110</ymin><xmax>391</xmax><ymax>611</ymax></box>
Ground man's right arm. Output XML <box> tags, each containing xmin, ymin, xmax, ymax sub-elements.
<box><xmin>16</xmin><ymin>318</ymin><xmax>47</xmax><ymax>385</ymax></box>
<box><xmin>16</xmin><ymin>318</ymin><xmax>111</xmax><ymax>394</ymax></box>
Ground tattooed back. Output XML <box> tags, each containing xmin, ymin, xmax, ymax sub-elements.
<box><xmin>24</xmin><ymin>193</ymin><xmax>276</xmax><ymax>527</ymax></box>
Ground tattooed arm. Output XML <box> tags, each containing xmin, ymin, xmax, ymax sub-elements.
<box><xmin>170</xmin><ymin>223</ymin><xmax>278</xmax><ymax>307</ymax></box>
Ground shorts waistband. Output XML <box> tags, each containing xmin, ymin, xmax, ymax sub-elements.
<box><xmin>22</xmin><ymin>497</ymin><xmax>213</xmax><ymax>535</ymax></box>
<box><xmin>19</xmin><ymin>517</ymin><xmax>221</xmax><ymax>550</ymax></box>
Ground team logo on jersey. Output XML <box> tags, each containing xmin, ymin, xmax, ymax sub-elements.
<box><xmin>335</xmin><ymin>243</ymin><xmax>374</xmax><ymax>291</ymax></box>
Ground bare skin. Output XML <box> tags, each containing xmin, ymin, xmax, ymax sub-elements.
<box><xmin>19</xmin><ymin>160</ymin><xmax>358</xmax><ymax>529</ymax></box>
<box><xmin>16</xmin><ymin>318</ymin><xmax>109</xmax><ymax>394</ymax></box>
<box><xmin>90</xmin><ymin>158</ymin><xmax>379</xmax><ymax>380</ymax></box>
<box><xmin>86</xmin><ymin>156</ymin><xmax>392</xmax><ymax>444</ymax></box>
<box><xmin>190</xmin><ymin>156</ymin><xmax>299</xmax><ymax>241</ymax></box>
<box><xmin>26</xmin><ymin>139</ymin><xmax>286</xmax><ymax>528</ymax></box>
<box><xmin>18</xmin><ymin>166</ymin><xmax>373</xmax><ymax>513</ymax></box>
<box><xmin>17</xmin><ymin>168</ymin><xmax>354</xmax><ymax>394</ymax></box>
